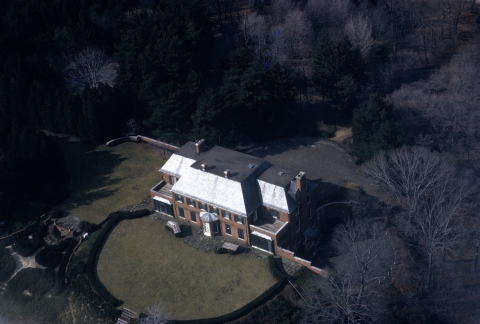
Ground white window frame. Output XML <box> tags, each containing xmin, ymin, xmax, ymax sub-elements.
<box><xmin>238</xmin><ymin>228</ymin><xmax>245</xmax><ymax>240</ymax></box>
<box><xmin>190</xmin><ymin>211</ymin><xmax>197</xmax><ymax>222</ymax></box>
<box><xmin>221</xmin><ymin>210</ymin><xmax>231</xmax><ymax>219</ymax></box>
<box><xmin>225</xmin><ymin>224</ymin><xmax>231</xmax><ymax>235</ymax></box>
<box><xmin>234</xmin><ymin>215</ymin><xmax>245</xmax><ymax>225</ymax></box>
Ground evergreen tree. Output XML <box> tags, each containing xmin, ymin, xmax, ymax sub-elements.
<box><xmin>314</xmin><ymin>34</ymin><xmax>365</xmax><ymax>119</ymax></box>
<box><xmin>351</xmin><ymin>94</ymin><xmax>402</xmax><ymax>163</ymax></box>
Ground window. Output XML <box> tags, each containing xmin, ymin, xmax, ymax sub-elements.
<box><xmin>221</xmin><ymin>210</ymin><xmax>231</xmax><ymax>219</ymax></box>
<box><xmin>296</xmin><ymin>219</ymin><xmax>300</xmax><ymax>232</ymax></box>
<box><xmin>225</xmin><ymin>224</ymin><xmax>231</xmax><ymax>235</ymax></box>
<box><xmin>169</xmin><ymin>176</ymin><xmax>177</xmax><ymax>185</ymax></box>
<box><xmin>190</xmin><ymin>211</ymin><xmax>197</xmax><ymax>222</ymax></box>
<box><xmin>238</xmin><ymin>228</ymin><xmax>244</xmax><ymax>240</ymax></box>
<box><xmin>306</xmin><ymin>194</ymin><xmax>311</xmax><ymax>204</ymax></box>
<box><xmin>269</xmin><ymin>209</ymin><xmax>279</xmax><ymax>219</ymax></box>
<box><xmin>309</xmin><ymin>207</ymin><xmax>313</xmax><ymax>219</ymax></box>
<box><xmin>175</xmin><ymin>194</ymin><xmax>184</xmax><ymax>204</ymax></box>
<box><xmin>186</xmin><ymin>198</ymin><xmax>196</xmax><ymax>208</ymax></box>
<box><xmin>198</xmin><ymin>202</ymin><xmax>207</xmax><ymax>211</ymax></box>
<box><xmin>212</xmin><ymin>222</ymin><xmax>219</xmax><ymax>233</ymax></box>
<box><xmin>234</xmin><ymin>215</ymin><xmax>245</xmax><ymax>224</ymax></box>
<box><xmin>178</xmin><ymin>207</ymin><xmax>185</xmax><ymax>218</ymax></box>
<box><xmin>209</xmin><ymin>205</ymin><xmax>218</xmax><ymax>215</ymax></box>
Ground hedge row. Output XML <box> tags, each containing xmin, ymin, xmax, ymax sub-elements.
<box><xmin>170</xmin><ymin>256</ymin><xmax>287</xmax><ymax>324</ymax></box>
<box><xmin>52</xmin><ymin>240</ymin><xmax>77</xmax><ymax>295</ymax></box>
<box><xmin>85</xmin><ymin>209</ymin><xmax>150</xmax><ymax>307</ymax></box>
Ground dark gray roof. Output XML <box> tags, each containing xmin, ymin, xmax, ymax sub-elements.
<box><xmin>164</xmin><ymin>141</ymin><xmax>317</xmax><ymax>214</ymax></box>
<box><xmin>189</xmin><ymin>146</ymin><xmax>269</xmax><ymax>183</ymax></box>
<box><xmin>257</xmin><ymin>165</ymin><xmax>296</xmax><ymax>187</ymax></box>
<box><xmin>174</xmin><ymin>141</ymin><xmax>209</xmax><ymax>159</ymax></box>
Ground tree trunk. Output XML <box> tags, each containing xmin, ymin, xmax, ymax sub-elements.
<box><xmin>427</xmin><ymin>252</ymin><xmax>433</xmax><ymax>289</ymax></box>
<box><xmin>474</xmin><ymin>238</ymin><xmax>479</xmax><ymax>272</ymax></box>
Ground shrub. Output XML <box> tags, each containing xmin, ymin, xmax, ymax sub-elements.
<box><xmin>6</xmin><ymin>268</ymin><xmax>43</xmax><ymax>302</ymax></box>
<box><xmin>0</xmin><ymin>247</ymin><xmax>16</xmax><ymax>283</ymax></box>
<box><xmin>52</xmin><ymin>240</ymin><xmax>76</xmax><ymax>295</ymax></box>
<box><xmin>12</xmin><ymin>236</ymin><xmax>43</xmax><ymax>257</ymax></box>
<box><xmin>49</xmin><ymin>208</ymin><xmax>64</xmax><ymax>219</ymax></box>
<box><xmin>35</xmin><ymin>246</ymin><xmax>63</xmax><ymax>268</ymax></box>
<box><xmin>213</xmin><ymin>246</ymin><xmax>227</xmax><ymax>254</ymax></box>
<box><xmin>29</xmin><ymin>268</ymin><xmax>56</xmax><ymax>300</ymax></box>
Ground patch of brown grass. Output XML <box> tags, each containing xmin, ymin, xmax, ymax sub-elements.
<box><xmin>51</xmin><ymin>134</ymin><xmax>163</xmax><ymax>224</ymax></box>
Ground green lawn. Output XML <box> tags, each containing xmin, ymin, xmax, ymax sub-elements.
<box><xmin>53</xmin><ymin>135</ymin><xmax>163</xmax><ymax>224</ymax></box>
<box><xmin>97</xmin><ymin>217</ymin><xmax>277</xmax><ymax>320</ymax></box>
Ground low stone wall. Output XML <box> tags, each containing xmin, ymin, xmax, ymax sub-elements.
<box><xmin>106</xmin><ymin>135</ymin><xmax>179</xmax><ymax>152</ymax></box>
<box><xmin>276</xmin><ymin>246</ymin><xmax>328</xmax><ymax>277</ymax></box>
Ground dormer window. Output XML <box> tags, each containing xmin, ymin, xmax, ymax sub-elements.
<box><xmin>175</xmin><ymin>194</ymin><xmax>184</xmax><ymax>204</ymax></box>
<box><xmin>169</xmin><ymin>176</ymin><xmax>178</xmax><ymax>185</ymax></box>
<box><xmin>198</xmin><ymin>202</ymin><xmax>207</xmax><ymax>211</ymax></box>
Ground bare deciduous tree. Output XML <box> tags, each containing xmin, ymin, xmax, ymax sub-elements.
<box><xmin>344</xmin><ymin>14</ymin><xmax>374</xmax><ymax>57</ymax></box>
<box><xmin>389</xmin><ymin>45</ymin><xmax>480</xmax><ymax>159</ymax></box>
<box><xmin>303</xmin><ymin>216</ymin><xmax>395</xmax><ymax>324</ymax></box>
<box><xmin>63</xmin><ymin>48</ymin><xmax>115</xmax><ymax>92</ymax></box>
<box><xmin>125</xmin><ymin>118</ymin><xmax>140</xmax><ymax>136</ymax></box>
<box><xmin>365</xmin><ymin>147</ymin><xmax>477</xmax><ymax>288</ymax></box>
<box><xmin>140</xmin><ymin>303</ymin><xmax>170</xmax><ymax>324</ymax></box>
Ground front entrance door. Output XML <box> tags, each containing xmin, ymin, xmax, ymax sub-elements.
<box><xmin>203</xmin><ymin>222</ymin><xmax>211</xmax><ymax>236</ymax></box>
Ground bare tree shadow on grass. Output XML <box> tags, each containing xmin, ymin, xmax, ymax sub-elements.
<box><xmin>51</xmin><ymin>135</ymin><xmax>128</xmax><ymax>212</ymax></box>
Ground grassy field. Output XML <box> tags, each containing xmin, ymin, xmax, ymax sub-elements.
<box><xmin>97</xmin><ymin>217</ymin><xmax>277</xmax><ymax>320</ymax></box>
<box><xmin>52</xmin><ymin>134</ymin><xmax>163</xmax><ymax>224</ymax></box>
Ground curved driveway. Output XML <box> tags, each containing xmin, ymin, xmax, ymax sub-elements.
<box><xmin>247</xmin><ymin>137</ymin><xmax>377</xmax><ymax>202</ymax></box>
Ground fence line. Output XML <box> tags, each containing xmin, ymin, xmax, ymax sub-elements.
<box><xmin>0</xmin><ymin>221</ymin><xmax>37</xmax><ymax>241</ymax></box>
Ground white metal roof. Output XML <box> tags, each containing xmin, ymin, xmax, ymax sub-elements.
<box><xmin>257</xmin><ymin>180</ymin><xmax>299</xmax><ymax>214</ymax></box>
<box><xmin>251</xmin><ymin>231</ymin><xmax>272</xmax><ymax>240</ymax></box>
<box><xmin>159</xmin><ymin>154</ymin><xmax>196</xmax><ymax>178</ymax></box>
<box><xmin>170</xmin><ymin>166</ymin><xmax>261</xmax><ymax>216</ymax></box>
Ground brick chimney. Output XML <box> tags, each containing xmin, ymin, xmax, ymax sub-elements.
<box><xmin>224</xmin><ymin>169</ymin><xmax>230</xmax><ymax>178</ymax></box>
<box><xmin>201</xmin><ymin>162</ymin><xmax>207</xmax><ymax>171</ymax></box>
<box><xmin>296</xmin><ymin>171</ymin><xmax>306</xmax><ymax>192</ymax></box>
<box><xmin>195</xmin><ymin>139</ymin><xmax>206</xmax><ymax>154</ymax></box>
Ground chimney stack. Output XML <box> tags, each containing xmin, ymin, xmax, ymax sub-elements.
<box><xmin>201</xmin><ymin>162</ymin><xmax>207</xmax><ymax>171</ymax></box>
<box><xmin>224</xmin><ymin>169</ymin><xmax>230</xmax><ymax>178</ymax></box>
<box><xmin>296</xmin><ymin>171</ymin><xmax>306</xmax><ymax>192</ymax></box>
<box><xmin>195</xmin><ymin>139</ymin><xmax>206</xmax><ymax>154</ymax></box>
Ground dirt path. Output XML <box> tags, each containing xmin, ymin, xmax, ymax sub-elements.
<box><xmin>4</xmin><ymin>246</ymin><xmax>46</xmax><ymax>283</ymax></box>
